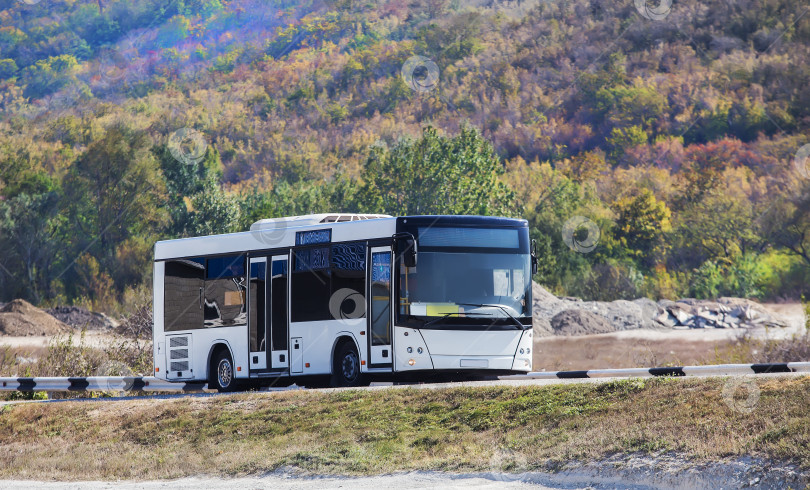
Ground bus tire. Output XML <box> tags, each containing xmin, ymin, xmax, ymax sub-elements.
<box><xmin>331</xmin><ymin>341</ymin><xmax>364</xmax><ymax>387</ymax></box>
<box><xmin>211</xmin><ymin>349</ymin><xmax>237</xmax><ymax>392</ymax></box>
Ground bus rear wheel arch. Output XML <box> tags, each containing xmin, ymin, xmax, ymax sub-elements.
<box><xmin>331</xmin><ymin>338</ymin><xmax>366</xmax><ymax>387</ymax></box>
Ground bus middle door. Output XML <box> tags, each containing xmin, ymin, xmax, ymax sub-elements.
<box><xmin>269</xmin><ymin>255</ymin><xmax>290</xmax><ymax>370</ymax></box>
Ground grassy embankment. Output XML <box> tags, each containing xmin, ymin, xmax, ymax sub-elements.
<box><xmin>0</xmin><ymin>376</ymin><xmax>809</xmax><ymax>480</ymax></box>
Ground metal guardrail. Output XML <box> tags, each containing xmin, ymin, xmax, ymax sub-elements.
<box><xmin>0</xmin><ymin>377</ymin><xmax>206</xmax><ymax>392</ymax></box>
<box><xmin>1</xmin><ymin>363</ymin><xmax>808</xmax><ymax>393</ymax></box>
<box><xmin>500</xmin><ymin>362</ymin><xmax>810</xmax><ymax>380</ymax></box>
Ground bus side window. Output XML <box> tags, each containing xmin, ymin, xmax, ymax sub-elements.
<box><xmin>291</xmin><ymin>247</ymin><xmax>331</xmax><ymax>322</ymax></box>
<box><xmin>164</xmin><ymin>258</ymin><xmax>205</xmax><ymax>332</ymax></box>
<box><xmin>204</xmin><ymin>255</ymin><xmax>247</xmax><ymax>327</ymax></box>
<box><xmin>331</xmin><ymin>243</ymin><xmax>366</xmax><ymax>320</ymax></box>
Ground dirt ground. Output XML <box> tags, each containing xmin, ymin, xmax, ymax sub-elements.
<box><xmin>533</xmin><ymin>335</ymin><xmax>735</xmax><ymax>371</ymax></box>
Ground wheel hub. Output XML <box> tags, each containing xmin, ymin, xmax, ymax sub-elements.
<box><xmin>342</xmin><ymin>353</ymin><xmax>358</xmax><ymax>381</ymax></box>
<box><xmin>218</xmin><ymin>359</ymin><xmax>233</xmax><ymax>387</ymax></box>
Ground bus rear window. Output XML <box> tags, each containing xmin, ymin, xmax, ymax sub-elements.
<box><xmin>164</xmin><ymin>258</ymin><xmax>205</xmax><ymax>332</ymax></box>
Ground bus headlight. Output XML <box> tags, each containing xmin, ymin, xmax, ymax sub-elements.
<box><xmin>408</xmin><ymin>359</ymin><xmax>415</xmax><ymax>366</ymax></box>
<box><xmin>417</xmin><ymin>347</ymin><xmax>423</xmax><ymax>354</ymax></box>
<box><xmin>407</xmin><ymin>347</ymin><xmax>413</xmax><ymax>353</ymax></box>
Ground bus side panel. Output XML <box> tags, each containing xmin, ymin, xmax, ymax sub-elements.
<box><xmin>290</xmin><ymin>319</ymin><xmax>366</xmax><ymax>376</ymax></box>
<box><xmin>184</xmin><ymin>327</ymin><xmax>250</xmax><ymax>381</ymax></box>
<box><xmin>153</xmin><ymin>261</ymin><xmax>166</xmax><ymax>379</ymax></box>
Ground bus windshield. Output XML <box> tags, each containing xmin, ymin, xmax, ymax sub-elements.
<box><xmin>398</xmin><ymin>226</ymin><xmax>532</xmax><ymax>326</ymax></box>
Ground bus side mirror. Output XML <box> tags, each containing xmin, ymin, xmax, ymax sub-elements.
<box><xmin>531</xmin><ymin>239</ymin><xmax>538</xmax><ymax>275</ymax></box>
<box><xmin>402</xmin><ymin>238</ymin><xmax>417</xmax><ymax>268</ymax></box>
<box><xmin>393</xmin><ymin>233</ymin><xmax>418</xmax><ymax>267</ymax></box>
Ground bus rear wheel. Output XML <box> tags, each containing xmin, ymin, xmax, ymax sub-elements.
<box><xmin>331</xmin><ymin>342</ymin><xmax>365</xmax><ymax>387</ymax></box>
<box><xmin>211</xmin><ymin>350</ymin><xmax>237</xmax><ymax>392</ymax></box>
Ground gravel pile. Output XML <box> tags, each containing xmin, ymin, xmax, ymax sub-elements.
<box><xmin>46</xmin><ymin>306</ymin><xmax>116</xmax><ymax>330</ymax></box>
<box><xmin>550</xmin><ymin>309</ymin><xmax>614</xmax><ymax>336</ymax></box>
<box><xmin>0</xmin><ymin>299</ymin><xmax>71</xmax><ymax>336</ymax></box>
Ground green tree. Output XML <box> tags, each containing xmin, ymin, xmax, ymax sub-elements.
<box><xmin>674</xmin><ymin>187</ymin><xmax>763</xmax><ymax>268</ymax></box>
<box><xmin>357</xmin><ymin>125</ymin><xmax>517</xmax><ymax>216</ymax></box>
<box><xmin>157</xmin><ymin>15</ymin><xmax>191</xmax><ymax>48</ymax></box>
<box><xmin>0</xmin><ymin>58</ymin><xmax>17</xmax><ymax>79</ymax></box>
<box><xmin>596</xmin><ymin>85</ymin><xmax>666</xmax><ymax>131</ymax></box>
<box><xmin>186</xmin><ymin>187</ymin><xmax>241</xmax><ymax>236</ymax></box>
<box><xmin>607</xmin><ymin>125</ymin><xmax>648</xmax><ymax>162</ymax></box>
<box><xmin>0</xmin><ymin>181</ymin><xmax>66</xmax><ymax>303</ymax></box>
<box><xmin>21</xmin><ymin>55</ymin><xmax>79</xmax><ymax>99</ymax></box>
<box><xmin>65</xmin><ymin>124</ymin><xmax>167</xmax><ymax>294</ymax></box>
<box><xmin>155</xmin><ymin>142</ymin><xmax>223</xmax><ymax>237</ymax></box>
<box><xmin>764</xmin><ymin>180</ymin><xmax>810</xmax><ymax>269</ymax></box>
<box><xmin>612</xmin><ymin>189</ymin><xmax>672</xmax><ymax>266</ymax></box>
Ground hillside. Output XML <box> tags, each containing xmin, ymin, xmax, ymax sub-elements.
<box><xmin>2</xmin><ymin>0</ymin><xmax>810</xmax><ymax>310</ymax></box>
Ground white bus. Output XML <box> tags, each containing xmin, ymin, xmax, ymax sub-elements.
<box><xmin>152</xmin><ymin>214</ymin><xmax>536</xmax><ymax>390</ymax></box>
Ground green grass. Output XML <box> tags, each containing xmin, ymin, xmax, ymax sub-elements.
<box><xmin>0</xmin><ymin>376</ymin><xmax>809</xmax><ymax>480</ymax></box>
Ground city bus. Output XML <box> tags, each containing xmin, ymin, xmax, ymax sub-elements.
<box><xmin>152</xmin><ymin>214</ymin><xmax>536</xmax><ymax>390</ymax></box>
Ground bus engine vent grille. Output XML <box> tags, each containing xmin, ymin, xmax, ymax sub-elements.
<box><xmin>170</xmin><ymin>349</ymin><xmax>189</xmax><ymax>359</ymax></box>
<box><xmin>166</xmin><ymin>334</ymin><xmax>192</xmax><ymax>378</ymax></box>
<box><xmin>170</xmin><ymin>361</ymin><xmax>189</xmax><ymax>372</ymax></box>
<box><xmin>170</xmin><ymin>336</ymin><xmax>189</xmax><ymax>348</ymax></box>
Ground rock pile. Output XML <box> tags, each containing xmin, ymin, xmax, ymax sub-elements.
<box><xmin>532</xmin><ymin>282</ymin><xmax>787</xmax><ymax>337</ymax></box>
<box><xmin>655</xmin><ymin>298</ymin><xmax>784</xmax><ymax>329</ymax></box>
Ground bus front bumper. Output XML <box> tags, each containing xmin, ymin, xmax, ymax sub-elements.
<box><xmin>394</xmin><ymin>327</ymin><xmax>533</xmax><ymax>372</ymax></box>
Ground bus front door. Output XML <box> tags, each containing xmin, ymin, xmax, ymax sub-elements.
<box><xmin>368</xmin><ymin>247</ymin><xmax>393</xmax><ymax>368</ymax></box>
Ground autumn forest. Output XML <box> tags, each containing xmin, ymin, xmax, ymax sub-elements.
<box><xmin>1</xmin><ymin>0</ymin><xmax>810</xmax><ymax>313</ymax></box>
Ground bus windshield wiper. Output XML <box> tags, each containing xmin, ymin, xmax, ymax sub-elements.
<box><xmin>421</xmin><ymin>311</ymin><xmax>490</xmax><ymax>328</ymax></box>
<box><xmin>455</xmin><ymin>303</ymin><xmax>527</xmax><ymax>330</ymax></box>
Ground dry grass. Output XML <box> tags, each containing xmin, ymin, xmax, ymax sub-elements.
<box><xmin>0</xmin><ymin>376</ymin><xmax>809</xmax><ymax>480</ymax></box>
<box><xmin>0</xmin><ymin>330</ymin><xmax>152</xmax><ymax>401</ymax></box>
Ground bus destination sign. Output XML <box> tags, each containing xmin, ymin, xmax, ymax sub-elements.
<box><xmin>295</xmin><ymin>229</ymin><xmax>332</xmax><ymax>246</ymax></box>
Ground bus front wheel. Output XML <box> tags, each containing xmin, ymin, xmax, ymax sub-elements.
<box><xmin>331</xmin><ymin>342</ymin><xmax>365</xmax><ymax>387</ymax></box>
<box><xmin>211</xmin><ymin>349</ymin><xmax>237</xmax><ymax>392</ymax></box>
